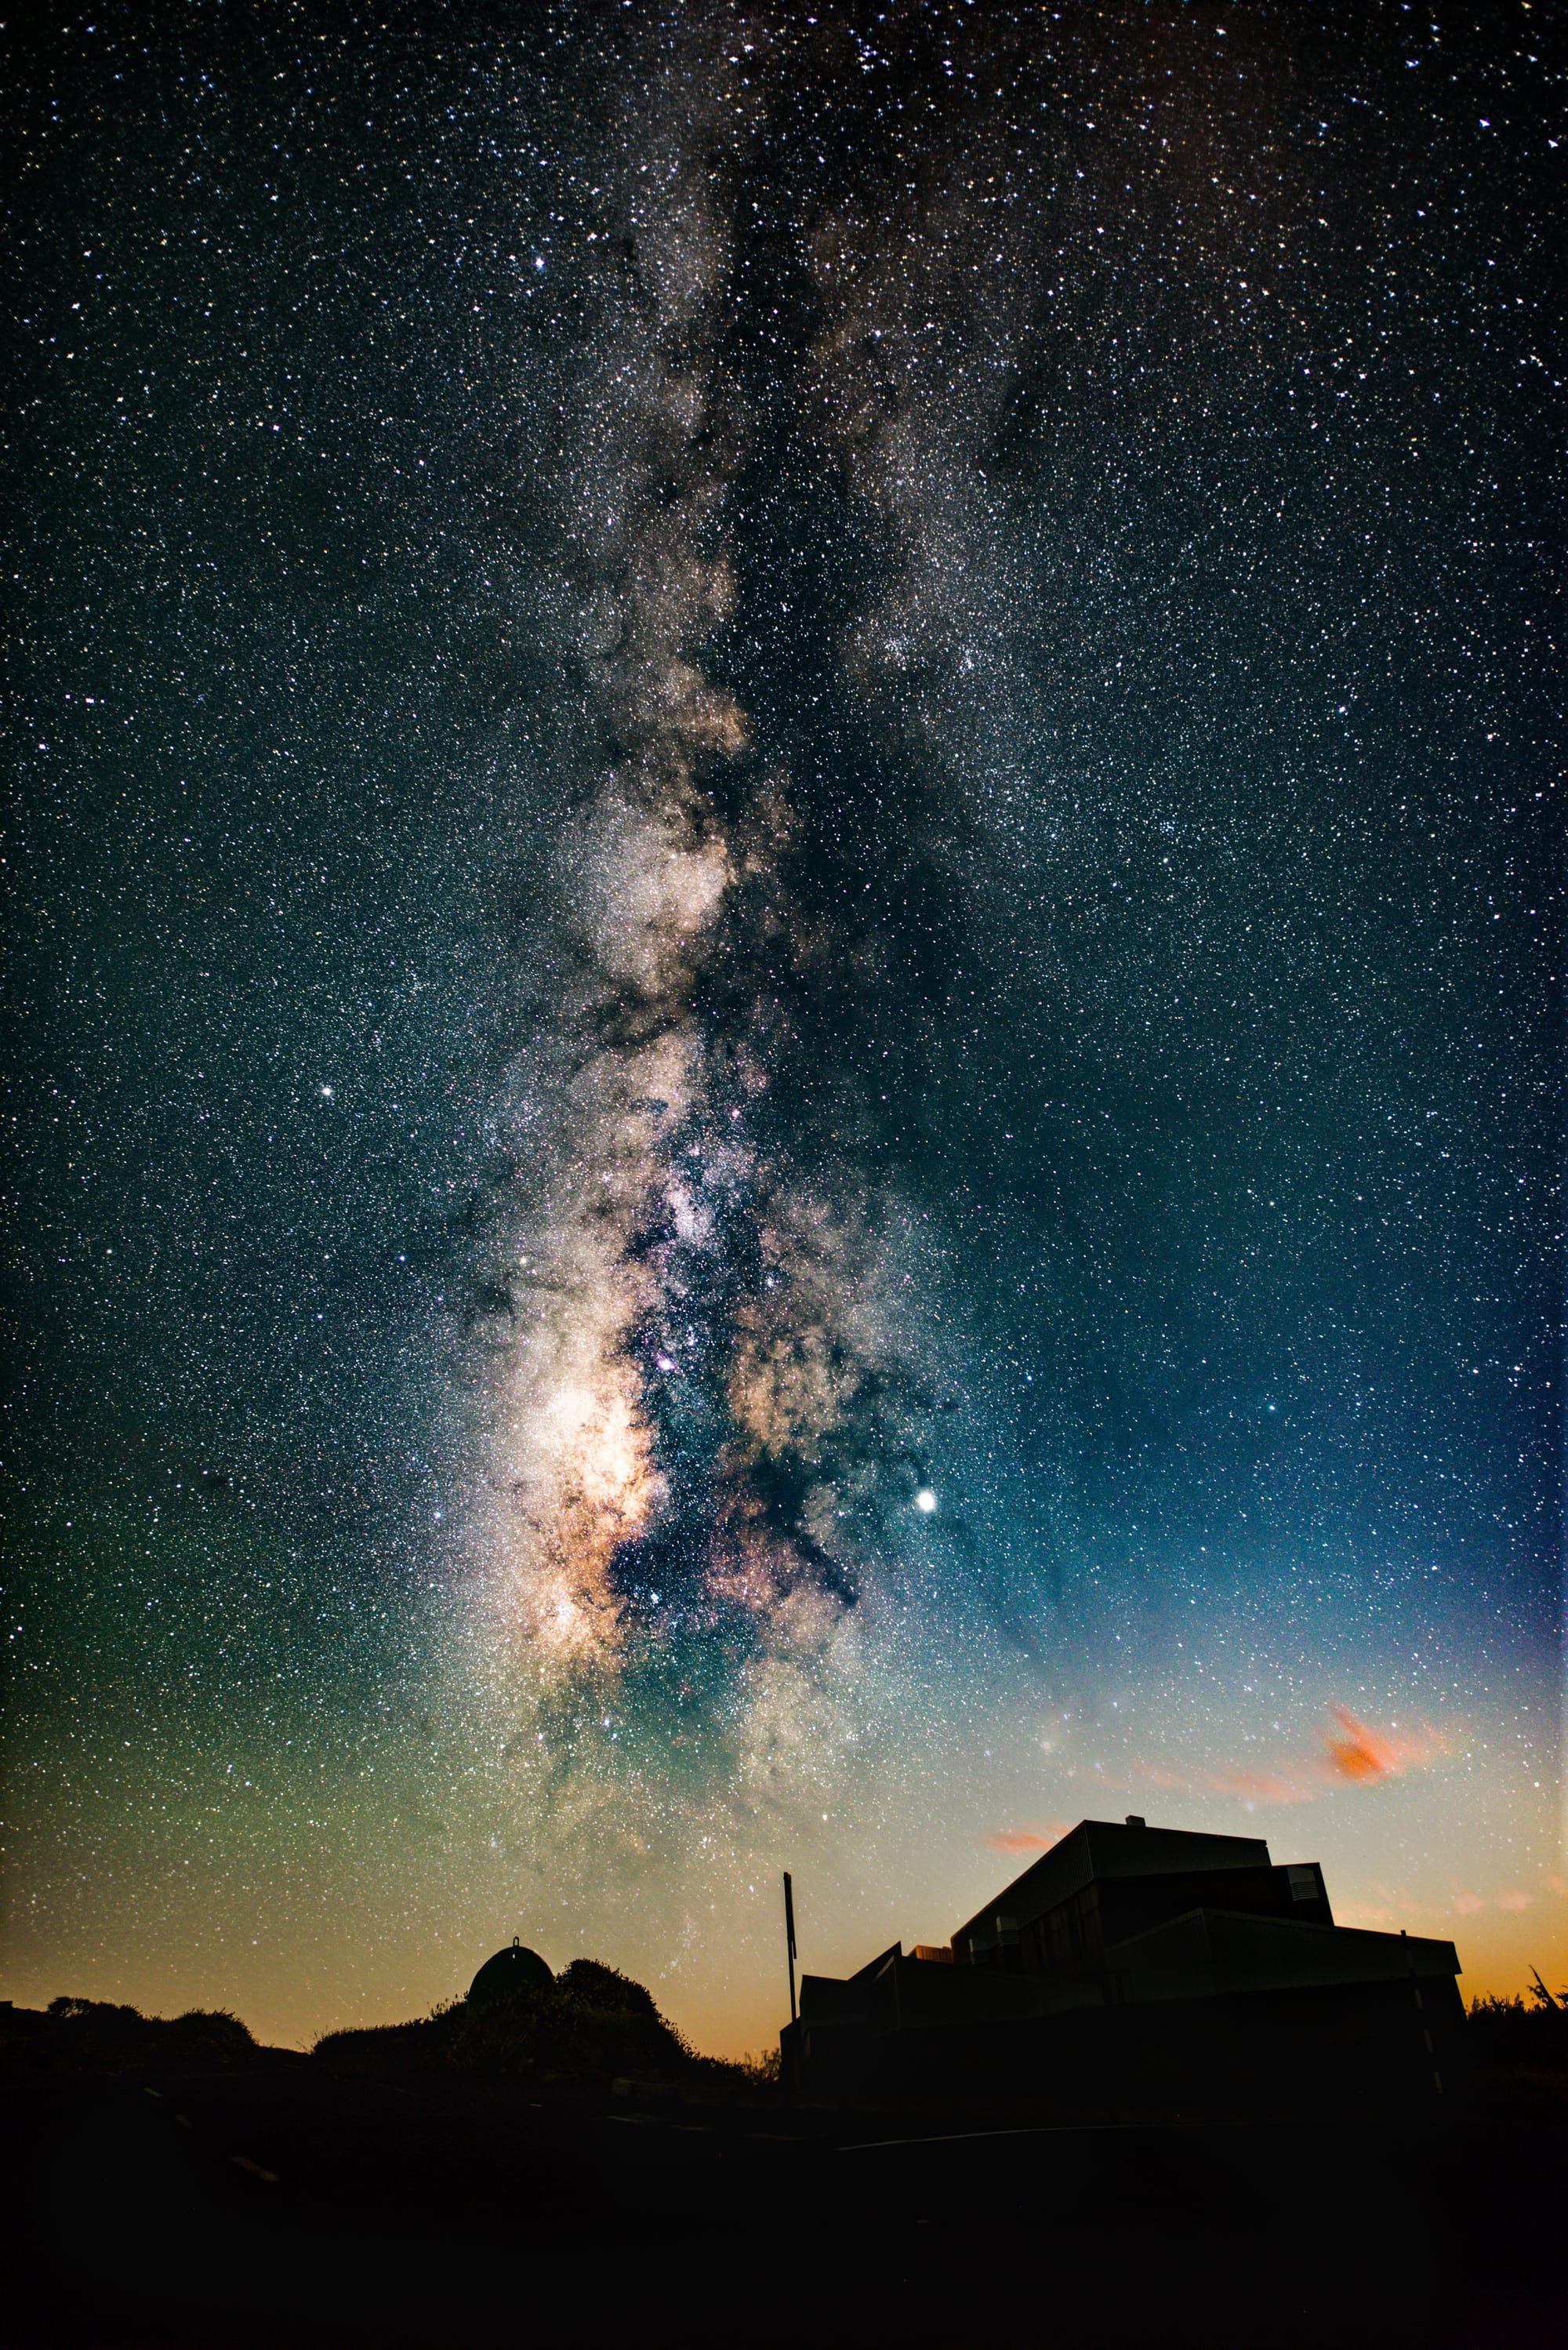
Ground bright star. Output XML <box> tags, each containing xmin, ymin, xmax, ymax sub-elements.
<box><xmin>914</xmin><ymin>1487</ymin><xmax>938</xmax><ymax>1514</ymax></box>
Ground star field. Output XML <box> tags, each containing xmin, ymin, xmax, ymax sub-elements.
<box><xmin>5</xmin><ymin>3</ymin><xmax>1562</xmax><ymax>2050</ymax></box>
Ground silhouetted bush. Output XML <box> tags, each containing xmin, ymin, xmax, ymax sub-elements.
<box><xmin>313</xmin><ymin>1961</ymin><xmax>699</xmax><ymax>2088</ymax></box>
<box><xmin>1</xmin><ymin>1996</ymin><xmax>259</xmax><ymax>2074</ymax></box>
<box><xmin>1465</xmin><ymin>1989</ymin><xmax>1568</xmax><ymax>2070</ymax></box>
<box><xmin>310</xmin><ymin>2009</ymin><xmax>456</xmax><ymax>2077</ymax></box>
<box><xmin>1459</xmin><ymin>1985</ymin><xmax>1568</xmax><ymax>2119</ymax></box>
<box><xmin>557</xmin><ymin>1958</ymin><xmax>661</xmax><ymax>2021</ymax></box>
<box><xmin>456</xmin><ymin>1967</ymin><xmax>688</xmax><ymax>2080</ymax></box>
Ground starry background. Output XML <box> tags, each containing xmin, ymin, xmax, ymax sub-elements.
<box><xmin>6</xmin><ymin>2</ymin><xmax>1563</xmax><ymax>2052</ymax></box>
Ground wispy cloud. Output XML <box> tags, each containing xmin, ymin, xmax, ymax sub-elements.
<box><xmin>1353</xmin><ymin>1876</ymin><xmax>1557</xmax><ymax>1934</ymax></box>
<box><xmin>1200</xmin><ymin>1767</ymin><xmax>1319</xmax><ymax>1807</ymax></box>
<box><xmin>1320</xmin><ymin>1705</ymin><xmax>1445</xmax><ymax>1785</ymax></box>
<box><xmin>1063</xmin><ymin>1706</ymin><xmax>1451</xmax><ymax>1814</ymax></box>
<box><xmin>984</xmin><ymin>1822</ymin><xmax>1069</xmax><ymax>1855</ymax></box>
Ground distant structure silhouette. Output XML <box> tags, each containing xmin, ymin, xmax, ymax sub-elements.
<box><xmin>468</xmin><ymin>1938</ymin><xmax>554</xmax><ymax>2005</ymax></box>
<box><xmin>783</xmin><ymin>1816</ymin><xmax>1463</xmax><ymax>2117</ymax></box>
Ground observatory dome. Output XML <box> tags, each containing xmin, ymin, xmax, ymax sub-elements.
<box><xmin>467</xmin><ymin>1938</ymin><xmax>554</xmax><ymax>2005</ymax></box>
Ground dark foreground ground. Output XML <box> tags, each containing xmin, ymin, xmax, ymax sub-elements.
<box><xmin>2</xmin><ymin>2059</ymin><xmax>1564</xmax><ymax>2350</ymax></box>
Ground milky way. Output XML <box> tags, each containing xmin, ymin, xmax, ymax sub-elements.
<box><xmin>9</xmin><ymin>4</ymin><xmax>1562</xmax><ymax>2048</ymax></box>
<box><xmin>467</xmin><ymin>20</ymin><xmax>996</xmax><ymax>1788</ymax></box>
<box><xmin>476</xmin><ymin>35</ymin><xmax>877</xmax><ymax>1700</ymax></box>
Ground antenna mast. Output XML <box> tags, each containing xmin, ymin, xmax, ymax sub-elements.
<box><xmin>783</xmin><ymin>1870</ymin><xmax>798</xmax><ymax>2023</ymax></box>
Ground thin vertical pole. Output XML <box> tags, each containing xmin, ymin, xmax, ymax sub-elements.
<box><xmin>783</xmin><ymin>1870</ymin><xmax>798</xmax><ymax>2024</ymax></box>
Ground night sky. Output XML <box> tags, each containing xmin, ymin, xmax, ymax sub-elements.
<box><xmin>8</xmin><ymin>2</ymin><xmax>1563</xmax><ymax>2054</ymax></box>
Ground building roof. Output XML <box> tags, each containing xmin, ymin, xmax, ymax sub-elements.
<box><xmin>1104</xmin><ymin>1907</ymin><xmax>1461</xmax><ymax>2003</ymax></box>
<box><xmin>953</xmin><ymin>1816</ymin><xmax>1272</xmax><ymax>1945</ymax></box>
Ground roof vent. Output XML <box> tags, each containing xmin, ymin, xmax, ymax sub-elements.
<box><xmin>1125</xmin><ymin>1814</ymin><xmax>1147</xmax><ymax>1829</ymax></box>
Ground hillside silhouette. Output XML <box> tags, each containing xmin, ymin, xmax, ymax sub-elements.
<box><xmin>2</xmin><ymin>1968</ymin><xmax>1564</xmax><ymax>2347</ymax></box>
<box><xmin>313</xmin><ymin>1956</ymin><xmax>712</xmax><ymax>2089</ymax></box>
<box><xmin>0</xmin><ymin>1996</ymin><xmax>262</xmax><ymax>2076</ymax></box>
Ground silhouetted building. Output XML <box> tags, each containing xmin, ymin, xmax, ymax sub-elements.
<box><xmin>782</xmin><ymin>1817</ymin><xmax>1462</xmax><ymax>2118</ymax></box>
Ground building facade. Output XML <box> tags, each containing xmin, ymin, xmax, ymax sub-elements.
<box><xmin>782</xmin><ymin>1817</ymin><xmax>1462</xmax><ymax>2119</ymax></box>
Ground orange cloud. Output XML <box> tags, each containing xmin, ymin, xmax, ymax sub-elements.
<box><xmin>1445</xmin><ymin>1880</ymin><xmax>1563</xmax><ymax>1924</ymax></box>
<box><xmin>985</xmin><ymin>1822</ymin><xmax>1069</xmax><ymax>1855</ymax></box>
<box><xmin>1004</xmin><ymin>1705</ymin><xmax>1454</xmax><ymax>1891</ymax></box>
<box><xmin>1203</xmin><ymin>1767</ymin><xmax>1317</xmax><ymax>1807</ymax></box>
<box><xmin>1320</xmin><ymin>1705</ymin><xmax>1446</xmax><ymax>1785</ymax></box>
<box><xmin>1064</xmin><ymin>1706</ymin><xmax>1451</xmax><ymax>1815</ymax></box>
